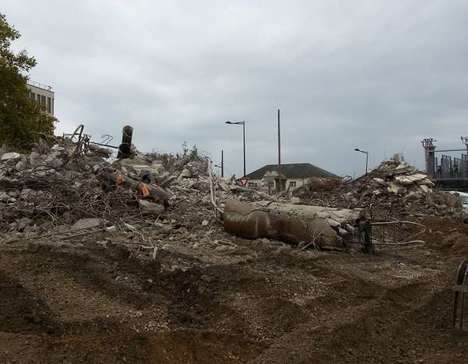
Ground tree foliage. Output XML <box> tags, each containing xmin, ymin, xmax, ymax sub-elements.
<box><xmin>0</xmin><ymin>13</ymin><xmax>55</xmax><ymax>149</ymax></box>
<box><xmin>181</xmin><ymin>141</ymin><xmax>200</xmax><ymax>160</ymax></box>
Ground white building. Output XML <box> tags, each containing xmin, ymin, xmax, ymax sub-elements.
<box><xmin>27</xmin><ymin>81</ymin><xmax>54</xmax><ymax>116</ymax></box>
<box><xmin>245</xmin><ymin>163</ymin><xmax>339</xmax><ymax>191</ymax></box>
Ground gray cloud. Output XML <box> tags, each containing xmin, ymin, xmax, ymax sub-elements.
<box><xmin>3</xmin><ymin>0</ymin><xmax>468</xmax><ymax>177</ymax></box>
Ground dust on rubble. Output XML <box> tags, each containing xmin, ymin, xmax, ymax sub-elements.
<box><xmin>0</xmin><ymin>138</ymin><xmax>468</xmax><ymax>363</ymax></box>
<box><xmin>293</xmin><ymin>158</ymin><xmax>463</xmax><ymax>220</ymax></box>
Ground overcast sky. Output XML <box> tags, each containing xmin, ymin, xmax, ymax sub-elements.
<box><xmin>3</xmin><ymin>1</ymin><xmax>468</xmax><ymax>177</ymax></box>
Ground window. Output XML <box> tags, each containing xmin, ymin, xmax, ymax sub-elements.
<box><xmin>47</xmin><ymin>97</ymin><xmax>51</xmax><ymax>113</ymax></box>
<box><xmin>289</xmin><ymin>181</ymin><xmax>297</xmax><ymax>188</ymax></box>
<box><xmin>41</xmin><ymin>95</ymin><xmax>46</xmax><ymax>110</ymax></box>
<box><xmin>248</xmin><ymin>182</ymin><xmax>258</xmax><ymax>188</ymax></box>
<box><xmin>30</xmin><ymin>92</ymin><xmax>35</xmax><ymax>100</ymax></box>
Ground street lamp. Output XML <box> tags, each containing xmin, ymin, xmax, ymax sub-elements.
<box><xmin>354</xmin><ymin>148</ymin><xmax>369</xmax><ymax>175</ymax></box>
<box><xmin>225</xmin><ymin>121</ymin><xmax>246</xmax><ymax>177</ymax></box>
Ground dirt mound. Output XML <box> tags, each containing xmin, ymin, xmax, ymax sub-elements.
<box><xmin>1</xmin><ymin>137</ymin><xmax>468</xmax><ymax>363</ymax></box>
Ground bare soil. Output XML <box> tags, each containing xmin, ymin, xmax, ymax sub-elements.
<box><xmin>1</xmin><ymin>218</ymin><xmax>468</xmax><ymax>363</ymax></box>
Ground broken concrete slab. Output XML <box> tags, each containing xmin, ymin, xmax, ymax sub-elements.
<box><xmin>419</xmin><ymin>185</ymin><xmax>432</xmax><ymax>194</ymax></box>
<box><xmin>1</xmin><ymin>152</ymin><xmax>21</xmax><ymax>161</ymax></box>
<box><xmin>28</xmin><ymin>151</ymin><xmax>43</xmax><ymax>168</ymax></box>
<box><xmin>178</xmin><ymin>168</ymin><xmax>193</xmax><ymax>179</ymax></box>
<box><xmin>71</xmin><ymin>218</ymin><xmax>104</xmax><ymax>231</ymax></box>
<box><xmin>387</xmin><ymin>183</ymin><xmax>402</xmax><ymax>194</ymax></box>
<box><xmin>15</xmin><ymin>159</ymin><xmax>28</xmax><ymax>172</ymax></box>
<box><xmin>138</xmin><ymin>200</ymin><xmax>165</xmax><ymax>214</ymax></box>
<box><xmin>373</xmin><ymin>178</ymin><xmax>386</xmax><ymax>186</ymax></box>
<box><xmin>395</xmin><ymin>173</ymin><xmax>432</xmax><ymax>185</ymax></box>
<box><xmin>116</xmin><ymin>157</ymin><xmax>163</xmax><ymax>177</ymax></box>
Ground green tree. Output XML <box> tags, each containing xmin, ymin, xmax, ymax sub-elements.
<box><xmin>0</xmin><ymin>13</ymin><xmax>55</xmax><ymax>149</ymax></box>
<box><xmin>190</xmin><ymin>144</ymin><xmax>198</xmax><ymax>160</ymax></box>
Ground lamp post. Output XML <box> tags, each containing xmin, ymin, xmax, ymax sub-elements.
<box><xmin>354</xmin><ymin>148</ymin><xmax>369</xmax><ymax>175</ymax></box>
<box><xmin>225</xmin><ymin>121</ymin><xmax>246</xmax><ymax>177</ymax></box>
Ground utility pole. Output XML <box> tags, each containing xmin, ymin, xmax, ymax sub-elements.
<box><xmin>275</xmin><ymin>108</ymin><xmax>286</xmax><ymax>193</ymax></box>
<box><xmin>242</xmin><ymin>122</ymin><xmax>246</xmax><ymax>177</ymax></box>
<box><xmin>278</xmin><ymin>108</ymin><xmax>281</xmax><ymax>170</ymax></box>
<box><xmin>221</xmin><ymin>149</ymin><xmax>224</xmax><ymax>178</ymax></box>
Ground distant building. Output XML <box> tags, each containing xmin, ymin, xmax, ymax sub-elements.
<box><xmin>27</xmin><ymin>81</ymin><xmax>54</xmax><ymax>116</ymax></box>
<box><xmin>245</xmin><ymin>163</ymin><xmax>339</xmax><ymax>191</ymax></box>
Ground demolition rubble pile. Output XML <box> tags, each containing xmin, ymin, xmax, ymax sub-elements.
<box><xmin>0</xmin><ymin>138</ymin><xmax>214</xmax><ymax>234</ymax></box>
<box><xmin>0</xmin><ymin>140</ymin><xmax>133</xmax><ymax>233</ymax></box>
<box><xmin>0</xmin><ymin>137</ymin><xmax>365</xmax><ymax>252</ymax></box>
<box><xmin>293</xmin><ymin>159</ymin><xmax>462</xmax><ymax>219</ymax></box>
<box><xmin>0</xmin><ymin>138</ymin><xmax>282</xmax><ymax>235</ymax></box>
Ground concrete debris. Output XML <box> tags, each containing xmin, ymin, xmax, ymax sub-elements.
<box><xmin>394</xmin><ymin>173</ymin><xmax>433</xmax><ymax>186</ymax></box>
<box><xmin>1</xmin><ymin>152</ymin><xmax>21</xmax><ymax>161</ymax></box>
<box><xmin>0</xmin><ymin>136</ymin><xmax>265</xmax><ymax>245</ymax></box>
<box><xmin>0</xmin><ymin>133</ymin><xmax>462</xmax><ymax>255</ymax></box>
<box><xmin>0</xmin><ymin>137</ymin><xmax>201</xmax><ymax>234</ymax></box>
<box><xmin>71</xmin><ymin>218</ymin><xmax>104</xmax><ymax>231</ymax></box>
<box><xmin>116</xmin><ymin>156</ymin><xmax>161</xmax><ymax>176</ymax></box>
<box><xmin>138</xmin><ymin>199</ymin><xmax>165</xmax><ymax>214</ymax></box>
<box><xmin>253</xmin><ymin>201</ymin><xmax>361</xmax><ymax>224</ymax></box>
<box><xmin>178</xmin><ymin>168</ymin><xmax>193</xmax><ymax>179</ymax></box>
<box><xmin>223</xmin><ymin>199</ymin><xmax>360</xmax><ymax>250</ymax></box>
<box><xmin>293</xmin><ymin>159</ymin><xmax>463</xmax><ymax>220</ymax></box>
<box><xmin>3</xmin><ymin>128</ymin><xmax>468</xmax><ymax>364</ymax></box>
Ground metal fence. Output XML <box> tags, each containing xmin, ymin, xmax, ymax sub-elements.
<box><xmin>435</xmin><ymin>154</ymin><xmax>468</xmax><ymax>179</ymax></box>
